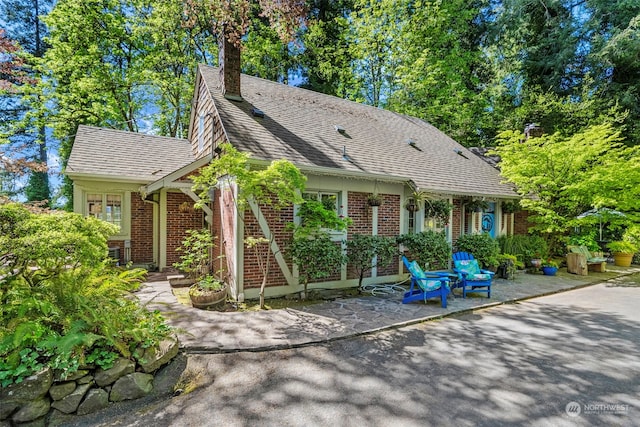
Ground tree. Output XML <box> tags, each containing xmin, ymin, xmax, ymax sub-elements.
<box><xmin>34</xmin><ymin>0</ymin><xmax>218</xmax><ymax>207</ymax></box>
<box><xmin>0</xmin><ymin>0</ymin><xmax>53</xmax><ymax>203</ymax></box>
<box><xmin>347</xmin><ymin>0</ymin><xmax>403</xmax><ymax>106</ymax></box>
<box><xmin>385</xmin><ymin>0</ymin><xmax>491</xmax><ymax>146</ymax></box>
<box><xmin>296</xmin><ymin>0</ymin><xmax>354</xmax><ymax>97</ymax></box>
<box><xmin>493</xmin><ymin>122</ymin><xmax>640</xmax><ymax>237</ymax></box>
<box><xmin>192</xmin><ymin>143</ymin><xmax>307</xmax><ymax>308</ymax></box>
<box><xmin>345</xmin><ymin>234</ymin><xmax>397</xmax><ymax>289</ymax></box>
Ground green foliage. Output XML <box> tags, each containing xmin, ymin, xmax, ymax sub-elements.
<box><xmin>345</xmin><ymin>234</ymin><xmax>398</xmax><ymax>288</ymax></box>
<box><xmin>424</xmin><ymin>199</ymin><xmax>452</xmax><ymax>223</ymax></box>
<box><xmin>493</xmin><ymin>122</ymin><xmax>640</xmax><ymax>235</ymax></box>
<box><xmin>0</xmin><ymin>203</ymin><xmax>171</xmax><ymax>386</ymax></box>
<box><xmin>397</xmin><ymin>231</ymin><xmax>451</xmax><ymax>270</ymax></box>
<box><xmin>496</xmin><ymin>234</ymin><xmax>549</xmax><ymax>264</ymax></box>
<box><xmin>454</xmin><ymin>233</ymin><xmax>500</xmax><ymax>268</ymax></box>
<box><xmin>295</xmin><ymin>199</ymin><xmax>351</xmax><ymax>236</ymax></box>
<box><xmin>567</xmin><ymin>232</ymin><xmax>600</xmax><ymax>253</ymax></box>
<box><xmin>173</xmin><ymin>229</ymin><xmax>214</xmax><ymax>280</ymax></box>
<box><xmin>289</xmin><ymin>234</ymin><xmax>345</xmax><ymax>296</ymax></box>
<box><xmin>193</xmin><ymin>143</ymin><xmax>306</xmax><ymax>210</ymax></box>
<box><xmin>606</xmin><ymin>240</ymin><xmax>638</xmax><ymax>254</ymax></box>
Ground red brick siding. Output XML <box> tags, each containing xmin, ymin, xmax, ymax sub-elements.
<box><xmin>166</xmin><ymin>192</ymin><xmax>205</xmax><ymax>267</ymax></box>
<box><xmin>377</xmin><ymin>194</ymin><xmax>400</xmax><ymax>276</ymax></box>
<box><xmin>346</xmin><ymin>192</ymin><xmax>373</xmax><ymax>280</ymax></box>
<box><xmin>131</xmin><ymin>193</ymin><xmax>154</xmax><ymax>263</ymax></box>
<box><xmin>242</xmin><ymin>204</ymin><xmax>294</xmax><ymax>289</ymax></box>
<box><xmin>514</xmin><ymin>210</ymin><xmax>532</xmax><ymax>235</ymax></box>
<box><xmin>451</xmin><ymin>199</ymin><xmax>463</xmax><ymax>241</ymax></box>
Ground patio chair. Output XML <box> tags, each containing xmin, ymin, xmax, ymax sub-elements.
<box><xmin>452</xmin><ymin>252</ymin><xmax>494</xmax><ymax>298</ymax></box>
<box><xmin>566</xmin><ymin>245</ymin><xmax>607</xmax><ymax>275</ymax></box>
<box><xmin>401</xmin><ymin>256</ymin><xmax>450</xmax><ymax>307</ymax></box>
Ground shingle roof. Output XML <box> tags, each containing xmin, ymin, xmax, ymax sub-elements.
<box><xmin>67</xmin><ymin>125</ymin><xmax>194</xmax><ymax>182</ymax></box>
<box><xmin>199</xmin><ymin>65</ymin><xmax>516</xmax><ymax>198</ymax></box>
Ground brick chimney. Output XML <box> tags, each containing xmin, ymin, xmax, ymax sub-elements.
<box><xmin>218</xmin><ymin>34</ymin><xmax>242</xmax><ymax>101</ymax></box>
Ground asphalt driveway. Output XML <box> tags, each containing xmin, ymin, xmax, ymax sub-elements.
<box><xmin>67</xmin><ymin>275</ymin><xmax>640</xmax><ymax>427</ymax></box>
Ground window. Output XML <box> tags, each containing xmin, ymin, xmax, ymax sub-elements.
<box><xmin>298</xmin><ymin>191</ymin><xmax>344</xmax><ymax>232</ymax></box>
<box><xmin>304</xmin><ymin>191</ymin><xmax>338</xmax><ymax>212</ymax></box>
<box><xmin>87</xmin><ymin>193</ymin><xmax>122</xmax><ymax>229</ymax></box>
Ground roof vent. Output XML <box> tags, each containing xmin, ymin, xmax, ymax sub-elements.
<box><xmin>454</xmin><ymin>148</ymin><xmax>469</xmax><ymax>159</ymax></box>
<box><xmin>335</xmin><ymin>125</ymin><xmax>346</xmax><ymax>134</ymax></box>
<box><xmin>407</xmin><ymin>139</ymin><xmax>422</xmax><ymax>151</ymax></box>
<box><xmin>251</xmin><ymin>108</ymin><xmax>265</xmax><ymax>118</ymax></box>
<box><xmin>342</xmin><ymin>145</ymin><xmax>353</xmax><ymax>163</ymax></box>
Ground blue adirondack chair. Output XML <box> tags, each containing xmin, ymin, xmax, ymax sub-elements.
<box><xmin>452</xmin><ymin>252</ymin><xmax>494</xmax><ymax>298</ymax></box>
<box><xmin>402</xmin><ymin>256</ymin><xmax>450</xmax><ymax>307</ymax></box>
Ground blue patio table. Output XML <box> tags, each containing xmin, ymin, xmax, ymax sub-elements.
<box><xmin>424</xmin><ymin>270</ymin><xmax>460</xmax><ymax>298</ymax></box>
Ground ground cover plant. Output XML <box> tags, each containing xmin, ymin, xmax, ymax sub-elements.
<box><xmin>0</xmin><ymin>203</ymin><xmax>171</xmax><ymax>386</ymax></box>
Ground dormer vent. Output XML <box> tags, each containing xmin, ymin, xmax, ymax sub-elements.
<box><xmin>335</xmin><ymin>125</ymin><xmax>346</xmax><ymax>133</ymax></box>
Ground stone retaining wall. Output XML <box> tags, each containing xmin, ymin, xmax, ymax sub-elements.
<box><xmin>0</xmin><ymin>337</ymin><xmax>179</xmax><ymax>426</ymax></box>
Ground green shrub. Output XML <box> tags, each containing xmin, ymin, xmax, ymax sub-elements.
<box><xmin>496</xmin><ymin>234</ymin><xmax>549</xmax><ymax>264</ymax></box>
<box><xmin>455</xmin><ymin>233</ymin><xmax>500</xmax><ymax>268</ymax></box>
<box><xmin>397</xmin><ymin>231</ymin><xmax>451</xmax><ymax>270</ymax></box>
<box><xmin>0</xmin><ymin>203</ymin><xmax>171</xmax><ymax>386</ymax></box>
<box><xmin>567</xmin><ymin>231</ymin><xmax>600</xmax><ymax>253</ymax></box>
<box><xmin>345</xmin><ymin>234</ymin><xmax>398</xmax><ymax>288</ymax></box>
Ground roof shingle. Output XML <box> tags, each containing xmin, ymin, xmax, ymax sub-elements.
<box><xmin>199</xmin><ymin>65</ymin><xmax>515</xmax><ymax>197</ymax></box>
<box><xmin>67</xmin><ymin>125</ymin><xmax>194</xmax><ymax>182</ymax></box>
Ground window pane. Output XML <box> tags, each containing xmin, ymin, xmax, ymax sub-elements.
<box><xmin>106</xmin><ymin>195</ymin><xmax>122</xmax><ymax>227</ymax></box>
<box><xmin>87</xmin><ymin>194</ymin><xmax>102</xmax><ymax>218</ymax></box>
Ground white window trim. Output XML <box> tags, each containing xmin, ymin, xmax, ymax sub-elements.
<box><xmin>84</xmin><ymin>191</ymin><xmax>129</xmax><ymax>238</ymax></box>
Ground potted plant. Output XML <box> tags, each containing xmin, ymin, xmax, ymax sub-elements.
<box><xmin>188</xmin><ymin>275</ymin><xmax>227</xmax><ymax>309</ymax></box>
<box><xmin>541</xmin><ymin>258</ymin><xmax>559</xmax><ymax>276</ymax></box>
<box><xmin>501</xmin><ymin>200</ymin><xmax>519</xmax><ymax>214</ymax></box>
<box><xmin>424</xmin><ymin>199</ymin><xmax>452</xmax><ymax>223</ymax></box>
<box><xmin>606</xmin><ymin>240</ymin><xmax>638</xmax><ymax>267</ymax></box>
<box><xmin>367</xmin><ymin>193</ymin><xmax>383</xmax><ymax>207</ymax></box>
<box><xmin>497</xmin><ymin>253</ymin><xmax>523</xmax><ymax>280</ymax></box>
<box><xmin>404</xmin><ymin>190</ymin><xmax>428</xmax><ymax>212</ymax></box>
<box><xmin>170</xmin><ymin>229</ymin><xmax>214</xmax><ymax>287</ymax></box>
<box><xmin>465</xmin><ymin>198</ymin><xmax>490</xmax><ymax>213</ymax></box>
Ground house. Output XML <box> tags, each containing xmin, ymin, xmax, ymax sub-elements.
<box><xmin>66</xmin><ymin>42</ymin><xmax>527</xmax><ymax>301</ymax></box>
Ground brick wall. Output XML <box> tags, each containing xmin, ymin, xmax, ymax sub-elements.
<box><xmin>131</xmin><ymin>193</ymin><xmax>154</xmax><ymax>263</ymax></box>
<box><xmin>242</xmin><ymin>204</ymin><xmax>293</xmax><ymax>289</ymax></box>
<box><xmin>377</xmin><ymin>194</ymin><xmax>400</xmax><ymax>276</ymax></box>
<box><xmin>451</xmin><ymin>199</ymin><xmax>463</xmax><ymax>241</ymax></box>
<box><xmin>514</xmin><ymin>210</ymin><xmax>532</xmax><ymax>235</ymax></box>
<box><xmin>166</xmin><ymin>192</ymin><xmax>205</xmax><ymax>267</ymax></box>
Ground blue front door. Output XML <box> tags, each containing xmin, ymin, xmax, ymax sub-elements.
<box><xmin>482</xmin><ymin>203</ymin><xmax>496</xmax><ymax>238</ymax></box>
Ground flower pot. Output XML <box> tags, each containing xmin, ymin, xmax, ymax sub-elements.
<box><xmin>169</xmin><ymin>277</ymin><xmax>196</xmax><ymax>288</ymax></box>
<box><xmin>530</xmin><ymin>259</ymin><xmax>542</xmax><ymax>268</ymax></box>
<box><xmin>189</xmin><ymin>285</ymin><xmax>227</xmax><ymax>310</ymax></box>
<box><xmin>541</xmin><ymin>266</ymin><xmax>558</xmax><ymax>276</ymax></box>
<box><xmin>613</xmin><ymin>252</ymin><xmax>633</xmax><ymax>267</ymax></box>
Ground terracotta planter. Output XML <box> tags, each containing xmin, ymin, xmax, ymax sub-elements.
<box><xmin>613</xmin><ymin>252</ymin><xmax>633</xmax><ymax>267</ymax></box>
<box><xmin>530</xmin><ymin>259</ymin><xmax>542</xmax><ymax>268</ymax></box>
<box><xmin>189</xmin><ymin>285</ymin><xmax>227</xmax><ymax>310</ymax></box>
